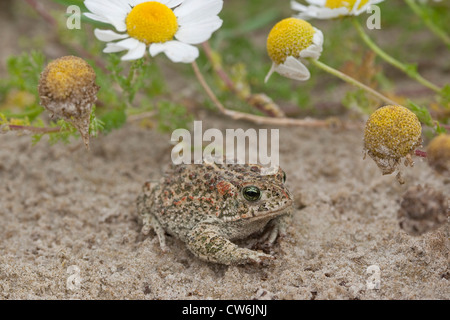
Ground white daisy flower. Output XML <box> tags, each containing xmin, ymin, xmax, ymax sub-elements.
<box><xmin>291</xmin><ymin>0</ymin><xmax>385</xmax><ymax>20</ymax></box>
<box><xmin>265</xmin><ymin>18</ymin><xmax>323</xmax><ymax>82</ymax></box>
<box><xmin>84</xmin><ymin>0</ymin><xmax>223</xmax><ymax>63</ymax></box>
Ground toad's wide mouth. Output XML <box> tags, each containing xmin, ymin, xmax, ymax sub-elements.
<box><xmin>252</xmin><ymin>201</ymin><xmax>294</xmax><ymax>220</ymax></box>
<box><xmin>219</xmin><ymin>200</ymin><xmax>294</xmax><ymax>222</ymax></box>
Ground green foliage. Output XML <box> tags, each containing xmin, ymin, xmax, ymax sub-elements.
<box><xmin>403</xmin><ymin>63</ymin><xmax>418</xmax><ymax>78</ymax></box>
<box><xmin>407</xmin><ymin>100</ymin><xmax>433</xmax><ymax>126</ymax></box>
<box><xmin>89</xmin><ymin>106</ymin><xmax>105</xmax><ymax>137</ymax></box>
<box><xmin>100</xmin><ymin>108</ymin><xmax>127</xmax><ymax>133</ymax></box>
<box><xmin>51</xmin><ymin>0</ymin><xmax>84</xmax><ymax>7</ymax></box>
<box><xmin>342</xmin><ymin>89</ymin><xmax>371</xmax><ymax>115</ymax></box>
<box><xmin>218</xmin><ymin>9</ymin><xmax>281</xmax><ymax>40</ymax></box>
<box><xmin>48</xmin><ymin>119</ymin><xmax>78</xmax><ymax>145</ymax></box>
<box><xmin>155</xmin><ymin>101</ymin><xmax>193</xmax><ymax>133</ymax></box>
<box><xmin>0</xmin><ymin>51</ymin><xmax>45</xmax><ymax>99</ymax></box>
<box><xmin>107</xmin><ymin>56</ymin><xmax>165</xmax><ymax>105</ymax></box>
<box><xmin>407</xmin><ymin>100</ymin><xmax>446</xmax><ymax>135</ymax></box>
<box><xmin>440</xmin><ymin>85</ymin><xmax>450</xmax><ymax>105</ymax></box>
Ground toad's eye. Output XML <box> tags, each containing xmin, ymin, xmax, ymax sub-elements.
<box><xmin>282</xmin><ymin>171</ymin><xmax>286</xmax><ymax>183</ymax></box>
<box><xmin>242</xmin><ymin>186</ymin><xmax>262</xmax><ymax>202</ymax></box>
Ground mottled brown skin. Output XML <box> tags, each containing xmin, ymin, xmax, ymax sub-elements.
<box><xmin>137</xmin><ymin>161</ymin><xmax>293</xmax><ymax>265</ymax></box>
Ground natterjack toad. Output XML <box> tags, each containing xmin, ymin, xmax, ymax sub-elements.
<box><xmin>137</xmin><ymin>161</ymin><xmax>293</xmax><ymax>265</ymax></box>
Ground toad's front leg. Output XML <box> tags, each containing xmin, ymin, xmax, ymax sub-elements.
<box><xmin>258</xmin><ymin>213</ymin><xmax>290</xmax><ymax>246</ymax></box>
<box><xmin>186</xmin><ymin>223</ymin><xmax>274</xmax><ymax>265</ymax></box>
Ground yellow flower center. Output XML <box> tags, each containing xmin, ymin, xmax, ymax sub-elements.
<box><xmin>126</xmin><ymin>1</ymin><xmax>178</xmax><ymax>45</ymax></box>
<box><xmin>266</xmin><ymin>18</ymin><xmax>315</xmax><ymax>65</ymax></box>
<box><xmin>42</xmin><ymin>56</ymin><xmax>96</xmax><ymax>100</ymax></box>
<box><xmin>325</xmin><ymin>0</ymin><xmax>369</xmax><ymax>10</ymax></box>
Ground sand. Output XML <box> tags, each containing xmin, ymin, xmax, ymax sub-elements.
<box><xmin>0</xmin><ymin>115</ymin><xmax>448</xmax><ymax>300</ymax></box>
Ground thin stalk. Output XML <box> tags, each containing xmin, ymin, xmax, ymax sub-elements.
<box><xmin>352</xmin><ymin>18</ymin><xmax>442</xmax><ymax>94</ymax></box>
<box><xmin>201</xmin><ymin>41</ymin><xmax>286</xmax><ymax>118</ymax></box>
<box><xmin>201</xmin><ymin>42</ymin><xmax>238</xmax><ymax>95</ymax></box>
<box><xmin>5</xmin><ymin>125</ymin><xmax>61</xmax><ymax>134</ymax></box>
<box><xmin>404</xmin><ymin>0</ymin><xmax>450</xmax><ymax>49</ymax></box>
<box><xmin>309</xmin><ymin>59</ymin><xmax>398</xmax><ymax>105</ymax></box>
<box><xmin>25</xmin><ymin>0</ymin><xmax>57</xmax><ymax>26</ymax></box>
<box><xmin>191</xmin><ymin>61</ymin><xmax>350</xmax><ymax>128</ymax></box>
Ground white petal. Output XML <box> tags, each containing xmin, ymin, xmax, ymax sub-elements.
<box><xmin>112</xmin><ymin>37</ymin><xmax>141</xmax><ymax>50</ymax></box>
<box><xmin>104</xmin><ymin>14</ymin><xmax>127</xmax><ymax>33</ymax></box>
<box><xmin>163</xmin><ymin>0</ymin><xmax>184</xmax><ymax>8</ymax></box>
<box><xmin>175</xmin><ymin>16</ymin><xmax>223</xmax><ymax>44</ymax></box>
<box><xmin>264</xmin><ymin>63</ymin><xmax>277</xmax><ymax>83</ymax></box>
<box><xmin>353</xmin><ymin>0</ymin><xmax>383</xmax><ymax>16</ymax></box>
<box><xmin>174</xmin><ymin>0</ymin><xmax>223</xmax><ymax>25</ymax></box>
<box><xmin>291</xmin><ymin>1</ymin><xmax>349</xmax><ymax>20</ymax></box>
<box><xmin>300</xmin><ymin>44</ymin><xmax>322</xmax><ymax>59</ymax></box>
<box><xmin>104</xmin><ymin>43</ymin><xmax>128</xmax><ymax>53</ymax></box>
<box><xmin>121</xmin><ymin>42</ymin><xmax>146</xmax><ymax>60</ymax></box>
<box><xmin>128</xmin><ymin>0</ymin><xmax>145</xmax><ymax>5</ymax></box>
<box><xmin>290</xmin><ymin>1</ymin><xmax>310</xmax><ymax>14</ymax></box>
<box><xmin>94</xmin><ymin>29</ymin><xmax>129</xmax><ymax>42</ymax></box>
<box><xmin>131</xmin><ymin>0</ymin><xmax>183</xmax><ymax>7</ymax></box>
<box><xmin>312</xmin><ymin>7</ymin><xmax>348</xmax><ymax>19</ymax></box>
<box><xmin>305</xmin><ymin>0</ymin><xmax>326</xmax><ymax>5</ymax></box>
<box><xmin>84</xmin><ymin>0</ymin><xmax>127</xmax><ymax>19</ymax></box>
<box><xmin>312</xmin><ymin>28</ymin><xmax>324</xmax><ymax>47</ymax></box>
<box><xmin>320</xmin><ymin>7</ymin><xmax>349</xmax><ymax>18</ymax></box>
<box><xmin>351</xmin><ymin>0</ymin><xmax>369</xmax><ymax>15</ymax></box>
<box><xmin>273</xmin><ymin>56</ymin><xmax>311</xmax><ymax>81</ymax></box>
<box><xmin>300</xmin><ymin>28</ymin><xmax>323</xmax><ymax>59</ymax></box>
<box><xmin>84</xmin><ymin>12</ymin><xmax>110</xmax><ymax>24</ymax></box>
<box><xmin>149</xmin><ymin>41</ymin><xmax>199</xmax><ymax>63</ymax></box>
<box><xmin>84</xmin><ymin>0</ymin><xmax>128</xmax><ymax>31</ymax></box>
<box><xmin>108</xmin><ymin>0</ymin><xmax>133</xmax><ymax>12</ymax></box>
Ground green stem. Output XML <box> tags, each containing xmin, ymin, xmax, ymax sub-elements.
<box><xmin>309</xmin><ymin>59</ymin><xmax>398</xmax><ymax>106</ymax></box>
<box><xmin>404</xmin><ymin>0</ymin><xmax>450</xmax><ymax>49</ymax></box>
<box><xmin>6</xmin><ymin>125</ymin><xmax>61</xmax><ymax>134</ymax></box>
<box><xmin>2</xmin><ymin>106</ymin><xmax>43</xmax><ymax>119</ymax></box>
<box><xmin>351</xmin><ymin>18</ymin><xmax>442</xmax><ymax>94</ymax></box>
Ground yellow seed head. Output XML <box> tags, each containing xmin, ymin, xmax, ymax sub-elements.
<box><xmin>364</xmin><ymin>105</ymin><xmax>422</xmax><ymax>160</ymax></box>
<box><xmin>266</xmin><ymin>18</ymin><xmax>315</xmax><ymax>65</ymax></box>
<box><xmin>426</xmin><ymin>134</ymin><xmax>450</xmax><ymax>175</ymax></box>
<box><xmin>364</xmin><ymin>105</ymin><xmax>422</xmax><ymax>176</ymax></box>
<box><xmin>126</xmin><ymin>1</ymin><xmax>178</xmax><ymax>45</ymax></box>
<box><xmin>39</xmin><ymin>55</ymin><xmax>97</xmax><ymax>101</ymax></box>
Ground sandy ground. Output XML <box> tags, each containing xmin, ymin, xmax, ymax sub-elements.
<box><xmin>0</xmin><ymin>115</ymin><xmax>448</xmax><ymax>300</ymax></box>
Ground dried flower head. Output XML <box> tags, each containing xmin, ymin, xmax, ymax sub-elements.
<box><xmin>426</xmin><ymin>134</ymin><xmax>450</xmax><ymax>175</ymax></box>
<box><xmin>364</xmin><ymin>105</ymin><xmax>422</xmax><ymax>181</ymax></box>
<box><xmin>398</xmin><ymin>185</ymin><xmax>448</xmax><ymax>236</ymax></box>
<box><xmin>38</xmin><ymin>56</ymin><xmax>100</xmax><ymax>149</ymax></box>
